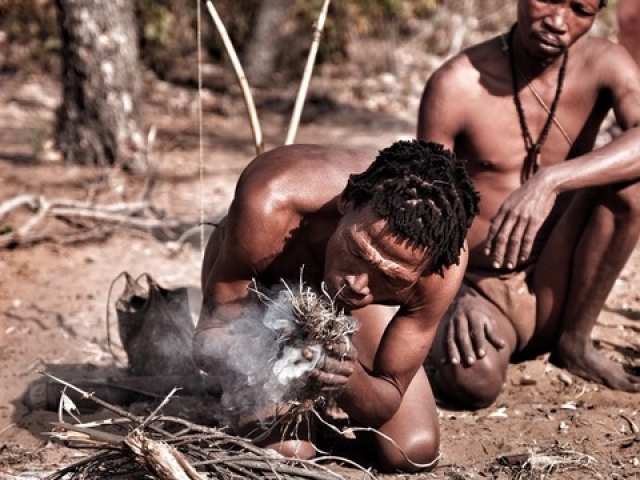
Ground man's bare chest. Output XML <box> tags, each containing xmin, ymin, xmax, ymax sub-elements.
<box><xmin>462</xmin><ymin>82</ymin><xmax>606</xmax><ymax>170</ymax></box>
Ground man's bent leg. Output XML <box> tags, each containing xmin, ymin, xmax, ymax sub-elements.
<box><xmin>427</xmin><ymin>285</ymin><xmax>518</xmax><ymax>410</ymax></box>
<box><xmin>535</xmin><ymin>185</ymin><xmax>640</xmax><ymax>390</ymax></box>
<box><xmin>371</xmin><ymin>367</ymin><xmax>440</xmax><ymax>472</ymax></box>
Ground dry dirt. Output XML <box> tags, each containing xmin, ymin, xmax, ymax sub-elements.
<box><xmin>1</xmin><ymin>45</ymin><xmax>640</xmax><ymax>479</ymax></box>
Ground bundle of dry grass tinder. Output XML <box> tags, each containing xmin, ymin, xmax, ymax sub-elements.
<box><xmin>250</xmin><ymin>276</ymin><xmax>358</xmax><ymax>415</ymax></box>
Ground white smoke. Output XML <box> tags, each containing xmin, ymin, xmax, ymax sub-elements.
<box><xmin>213</xmin><ymin>284</ymin><xmax>332</xmax><ymax>428</ymax></box>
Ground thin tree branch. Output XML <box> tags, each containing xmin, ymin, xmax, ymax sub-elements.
<box><xmin>285</xmin><ymin>0</ymin><xmax>332</xmax><ymax>145</ymax></box>
<box><xmin>204</xmin><ymin>0</ymin><xmax>264</xmax><ymax>155</ymax></box>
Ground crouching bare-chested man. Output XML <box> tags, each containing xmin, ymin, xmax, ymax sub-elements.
<box><xmin>193</xmin><ymin>140</ymin><xmax>479</xmax><ymax>472</ymax></box>
<box><xmin>418</xmin><ymin>0</ymin><xmax>640</xmax><ymax>409</ymax></box>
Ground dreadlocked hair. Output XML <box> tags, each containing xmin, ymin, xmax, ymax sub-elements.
<box><xmin>342</xmin><ymin>140</ymin><xmax>479</xmax><ymax>276</ymax></box>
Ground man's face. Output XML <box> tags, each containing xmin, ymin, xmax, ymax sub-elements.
<box><xmin>517</xmin><ymin>0</ymin><xmax>600</xmax><ymax>60</ymax></box>
<box><xmin>323</xmin><ymin>204</ymin><xmax>431</xmax><ymax>311</ymax></box>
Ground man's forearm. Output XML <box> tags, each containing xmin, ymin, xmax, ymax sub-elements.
<box><xmin>337</xmin><ymin>362</ymin><xmax>403</xmax><ymax>428</ymax></box>
<box><xmin>545</xmin><ymin>128</ymin><xmax>640</xmax><ymax>194</ymax></box>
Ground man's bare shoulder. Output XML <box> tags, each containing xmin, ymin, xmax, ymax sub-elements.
<box><xmin>419</xmin><ymin>35</ymin><xmax>504</xmax><ymax>143</ymax></box>
<box><xmin>577</xmin><ymin>34</ymin><xmax>627</xmax><ymax>59</ymax></box>
<box><xmin>427</xmin><ymin>35</ymin><xmax>504</xmax><ymax>97</ymax></box>
<box><xmin>575</xmin><ymin>35</ymin><xmax>639</xmax><ymax>80</ymax></box>
<box><xmin>234</xmin><ymin>144</ymin><xmax>376</xmax><ymax>214</ymax></box>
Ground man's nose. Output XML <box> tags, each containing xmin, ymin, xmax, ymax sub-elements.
<box><xmin>544</xmin><ymin>5</ymin><xmax>569</xmax><ymax>32</ymax></box>
<box><xmin>344</xmin><ymin>273</ymin><xmax>371</xmax><ymax>297</ymax></box>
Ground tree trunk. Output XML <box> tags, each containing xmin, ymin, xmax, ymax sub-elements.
<box><xmin>55</xmin><ymin>0</ymin><xmax>145</xmax><ymax>171</ymax></box>
<box><xmin>243</xmin><ymin>0</ymin><xmax>293</xmax><ymax>86</ymax></box>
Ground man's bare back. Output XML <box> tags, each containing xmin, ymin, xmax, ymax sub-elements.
<box><xmin>200</xmin><ymin>145</ymin><xmax>375</xmax><ymax>290</ymax></box>
<box><xmin>195</xmin><ymin>141</ymin><xmax>479</xmax><ymax>471</ymax></box>
<box><xmin>418</xmin><ymin>0</ymin><xmax>640</xmax><ymax>407</ymax></box>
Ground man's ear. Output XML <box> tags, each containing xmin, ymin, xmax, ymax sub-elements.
<box><xmin>337</xmin><ymin>194</ymin><xmax>348</xmax><ymax>215</ymax></box>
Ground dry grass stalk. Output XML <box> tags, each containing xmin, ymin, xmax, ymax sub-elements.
<box><xmin>495</xmin><ymin>445</ymin><xmax>600</xmax><ymax>480</ymax></box>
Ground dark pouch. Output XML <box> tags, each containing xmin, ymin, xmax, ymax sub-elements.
<box><xmin>115</xmin><ymin>272</ymin><xmax>199</xmax><ymax>377</ymax></box>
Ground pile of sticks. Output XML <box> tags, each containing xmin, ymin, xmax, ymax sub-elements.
<box><xmin>44</xmin><ymin>376</ymin><xmax>353</xmax><ymax>480</ymax></box>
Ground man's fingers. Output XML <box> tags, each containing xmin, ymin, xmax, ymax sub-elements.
<box><xmin>485</xmin><ymin>213</ymin><xmax>512</xmax><ymax>268</ymax></box>
<box><xmin>311</xmin><ymin>350</ymin><xmax>354</xmax><ymax>375</ymax></box>
<box><xmin>333</xmin><ymin>337</ymin><xmax>357</xmax><ymax>360</ymax></box>
<box><xmin>445</xmin><ymin>321</ymin><xmax>461</xmax><ymax>364</ymax></box>
<box><xmin>518</xmin><ymin>221</ymin><xmax>536</xmax><ymax>263</ymax></box>
<box><xmin>310</xmin><ymin>362</ymin><xmax>352</xmax><ymax>391</ymax></box>
<box><xmin>454</xmin><ymin>317</ymin><xmax>476</xmax><ymax>365</ymax></box>
<box><xmin>470</xmin><ymin>318</ymin><xmax>487</xmax><ymax>359</ymax></box>
<box><xmin>484</xmin><ymin>322</ymin><xmax>506</xmax><ymax>350</ymax></box>
<box><xmin>504</xmin><ymin>217</ymin><xmax>529</xmax><ymax>270</ymax></box>
<box><xmin>484</xmin><ymin>214</ymin><xmax>503</xmax><ymax>259</ymax></box>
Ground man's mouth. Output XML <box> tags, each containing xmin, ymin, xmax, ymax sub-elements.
<box><xmin>535</xmin><ymin>31</ymin><xmax>565</xmax><ymax>50</ymax></box>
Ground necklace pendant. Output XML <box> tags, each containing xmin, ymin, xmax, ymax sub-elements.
<box><xmin>521</xmin><ymin>148</ymin><xmax>540</xmax><ymax>183</ymax></box>
<box><xmin>533</xmin><ymin>150</ymin><xmax>541</xmax><ymax>173</ymax></box>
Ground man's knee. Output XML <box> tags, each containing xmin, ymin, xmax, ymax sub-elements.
<box><xmin>432</xmin><ymin>354</ymin><xmax>506</xmax><ymax>410</ymax></box>
<box><xmin>376</xmin><ymin>428</ymin><xmax>439</xmax><ymax>473</ymax></box>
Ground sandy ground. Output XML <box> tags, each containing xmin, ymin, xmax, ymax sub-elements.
<box><xmin>1</xmin><ymin>65</ymin><xmax>639</xmax><ymax>480</ymax></box>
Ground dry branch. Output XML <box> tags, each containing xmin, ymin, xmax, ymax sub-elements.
<box><xmin>126</xmin><ymin>429</ymin><xmax>205</xmax><ymax>480</ymax></box>
<box><xmin>285</xmin><ymin>0</ymin><xmax>332</xmax><ymax>145</ymax></box>
<box><xmin>0</xmin><ymin>193</ymin><xmax>200</xmax><ymax>252</ymax></box>
<box><xmin>0</xmin><ymin>193</ymin><xmax>40</xmax><ymax>220</ymax></box>
<box><xmin>203</xmin><ymin>0</ymin><xmax>331</xmax><ymax>149</ymax></box>
<box><xmin>204</xmin><ymin>0</ymin><xmax>264</xmax><ymax>155</ymax></box>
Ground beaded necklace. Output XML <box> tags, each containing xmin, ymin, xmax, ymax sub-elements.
<box><xmin>507</xmin><ymin>23</ymin><xmax>568</xmax><ymax>182</ymax></box>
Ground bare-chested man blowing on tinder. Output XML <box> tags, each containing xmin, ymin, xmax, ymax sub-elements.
<box><xmin>193</xmin><ymin>140</ymin><xmax>479</xmax><ymax>472</ymax></box>
<box><xmin>418</xmin><ymin>0</ymin><xmax>640</xmax><ymax>408</ymax></box>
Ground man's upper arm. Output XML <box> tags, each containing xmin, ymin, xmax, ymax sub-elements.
<box><xmin>201</xmin><ymin>195</ymin><xmax>286</xmax><ymax>322</ymax></box>
<box><xmin>417</xmin><ymin>59</ymin><xmax>467</xmax><ymax>150</ymax></box>
<box><xmin>603</xmin><ymin>42</ymin><xmax>640</xmax><ymax>130</ymax></box>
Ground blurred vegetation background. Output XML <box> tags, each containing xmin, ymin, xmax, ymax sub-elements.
<box><xmin>0</xmin><ymin>0</ymin><xmax>618</xmax><ymax>87</ymax></box>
